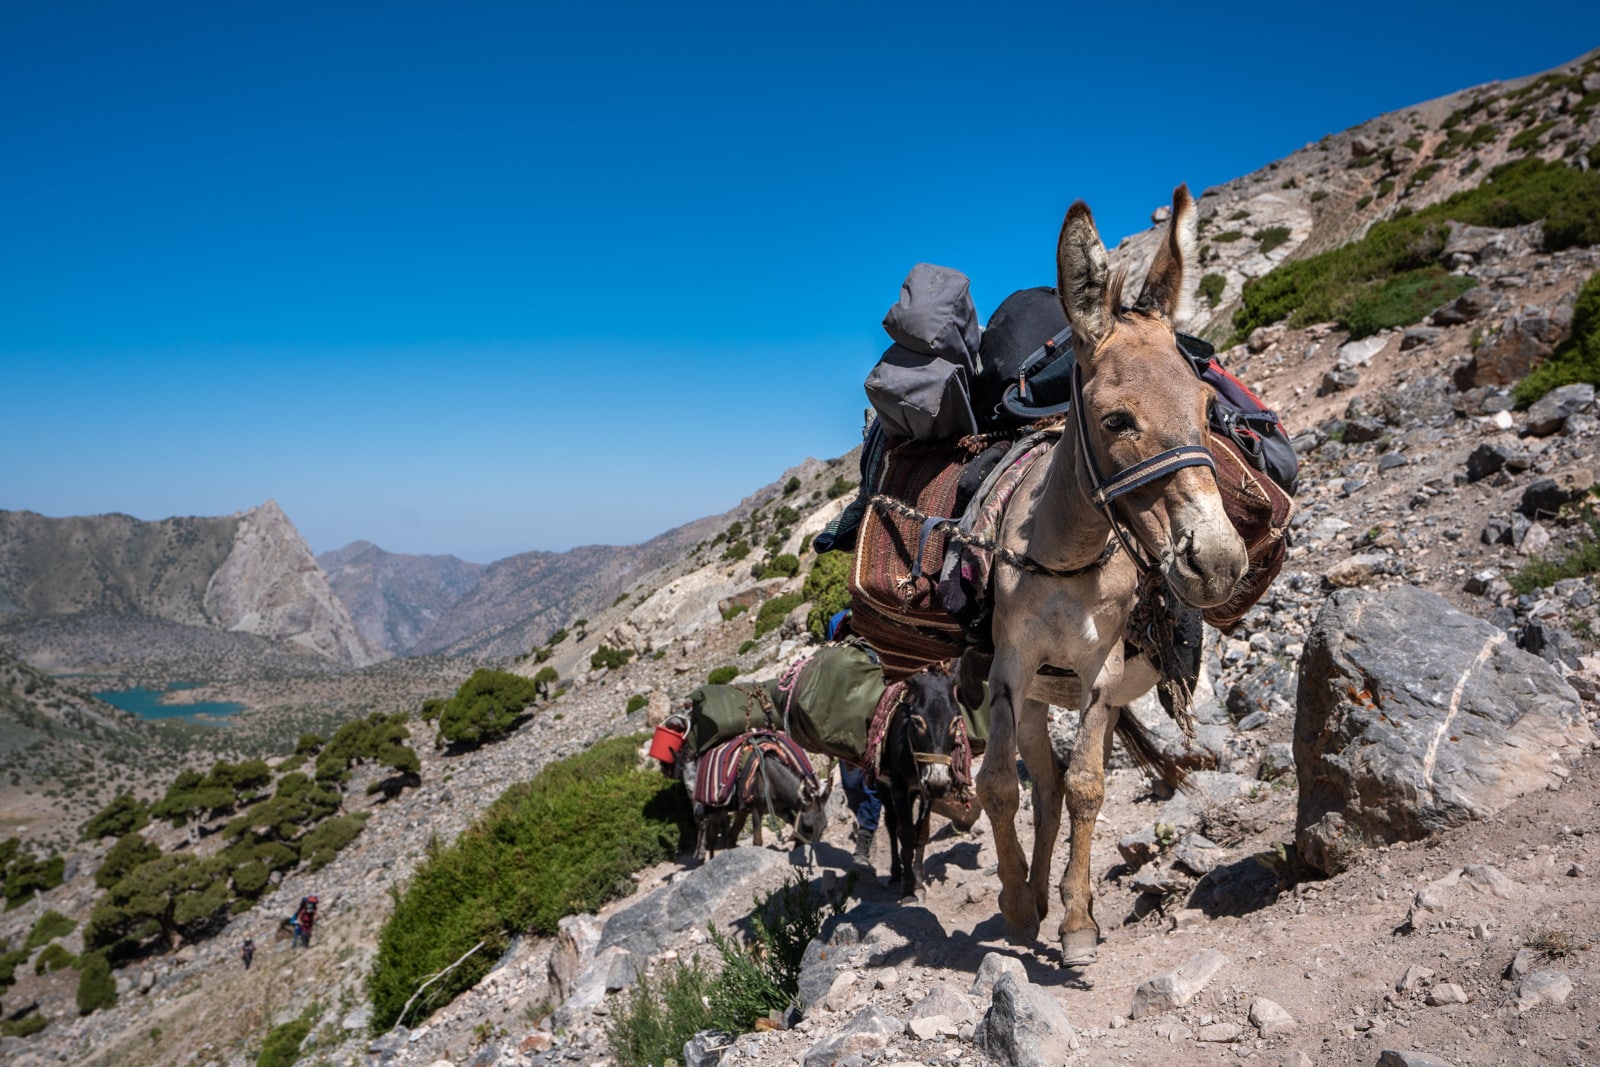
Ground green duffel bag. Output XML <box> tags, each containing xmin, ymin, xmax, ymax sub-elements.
<box><xmin>681</xmin><ymin>682</ymin><xmax>782</xmax><ymax>759</ymax></box>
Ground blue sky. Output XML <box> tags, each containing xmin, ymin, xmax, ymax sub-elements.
<box><xmin>3</xmin><ymin>3</ymin><xmax>1597</xmax><ymax>561</ymax></box>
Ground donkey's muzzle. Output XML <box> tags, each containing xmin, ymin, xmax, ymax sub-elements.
<box><xmin>917</xmin><ymin>753</ymin><xmax>953</xmax><ymax>798</ymax></box>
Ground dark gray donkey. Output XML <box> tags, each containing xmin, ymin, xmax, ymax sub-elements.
<box><xmin>675</xmin><ymin>729</ymin><xmax>829</xmax><ymax>861</ymax></box>
<box><xmin>877</xmin><ymin>665</ymin><xmax>969</xmax><ymax>900</ymax></box>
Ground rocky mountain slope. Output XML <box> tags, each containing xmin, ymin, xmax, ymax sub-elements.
<box><xmin>2</xmin><ymin>47</ymin><xmax>1599</xmax><ymax>1067</ymax></box>
<box><xmin>316</xmin><ymin>543</ymin><xmax>486</xmax><ymax>658</ymax></box>
<box><xmin>0</xmin><ymin>501</ymin><xmax>376</xmax><ymax>667</ymax></box>
<box><xmin>1114</xmin><ymin>45</ymin><xmax>1600</xmax><ymax>343</ymax></box>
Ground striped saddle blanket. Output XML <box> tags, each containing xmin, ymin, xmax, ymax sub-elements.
<box><xmin>692</xmin><ymin>729</ymin><xmax>818</xmax><ymax>810</ymax></box>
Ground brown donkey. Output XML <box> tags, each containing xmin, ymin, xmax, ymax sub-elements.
<box><xmin>975</xmin><ymin>185</ymin><xmax>1249</xmax><ymax>967</ymax></box>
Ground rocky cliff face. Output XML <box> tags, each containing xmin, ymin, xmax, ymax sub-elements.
<box><xmin>203</xmin><ymin>501</ymin><xmax>379</xmax><ymax>666</ymax></box>
<box><xmin>0</xmin><ymin>502</ymin><xmax>377</xmax><ymax>667</ymax></box>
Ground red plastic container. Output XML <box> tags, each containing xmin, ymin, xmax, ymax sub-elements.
<box><xmin>649</xmin><ymin>722</ymin><xmax>687</xmax><ymax>764</ymax></box>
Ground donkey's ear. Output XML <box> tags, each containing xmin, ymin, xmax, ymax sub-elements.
<box><xmin>1057</xmin><ymin>200</ymin><xmax>1111</xmax><ymax>350</ymax></box>
<box><xmin>1133</xmin><ymin>184</ymin><xmax>1197</xmax><ymax>323</ymax></box>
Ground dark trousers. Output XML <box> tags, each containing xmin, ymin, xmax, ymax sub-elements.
<box><xmin>840</xmin><ymin>764</ymin><xmax>881</xmax><ymax>833</ymax></box>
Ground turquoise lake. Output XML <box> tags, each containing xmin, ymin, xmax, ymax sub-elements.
<box><xmin>93</xmin><ymin>684</ymin><xmax>246</xmax><ymax>723</ymax></box>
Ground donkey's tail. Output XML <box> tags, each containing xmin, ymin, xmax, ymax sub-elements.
<box><xmin>1114</xmin><ymin>708</ymin><xmax>1213</xmax><ymax>794</ymax></box>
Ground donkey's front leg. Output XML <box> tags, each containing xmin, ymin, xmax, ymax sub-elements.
<box><xmin>1017</xmin><ymin>696</ymin><xmax>1064</xmax><ymax>926</ymax></box>
<box><xmin>976</xmin><ymin>657</ymin><xmax>1037</xmax><ymax>939</ymax></box>
<box><xmin>1057</xmin><ymin>695</ymin><xmax>1117</xmax><ymax>966</ymax></box>
<box><xmin>911</xmin><ymin>805</ymin><xmax>933</xmax><ymax>897</ymax></box>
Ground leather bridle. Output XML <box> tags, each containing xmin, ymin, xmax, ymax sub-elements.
<box><xmin>1068</xmin><ymin>361</ymin><xmax>1215</xmax><ymax>574</ymax></box>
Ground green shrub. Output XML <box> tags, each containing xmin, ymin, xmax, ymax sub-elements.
<box><xmin>1410</xmin><ymin>162</ymin><xmax>1442</xmax><ymax>186</ymax></box>
<box><xmin>34</xmin><ymin>942</ymin><xmax>76</xmax><ymax>974</ymax></box>
<box><xmin>803</xmin><ymin>552</ymin><xmax>853</xmax><ymax>638</ymax></box>
<box><xmin>1507</xmin><ymin>508</ymin><xmax>1600</xmax><ymax>594</ymax></box>
<box><xmin>1234</xmin><ymin>158</ymin><xmax>1600</xmax><ymax>341</ymax></box>
<box><xmin>0</xmin><ymin>947</ymin><xmax>27</xmax><ymax>990</ymax></box>
<box><xmin>738</xmin><ymin>639</ymin><xmax>757</xmax><ymax>655</ymax></box>
<box><xmin>1376</xmin><ymin>179</ymin><xmax>1395</xmax><ymax>199</ymax></box>
<box><xmin>230</xmin><ymin>860</ymin><xmax>271</xmax><ymax>898</ymax></box>
<box><xmin>96</xmin><ymin>833</ymin><xmax>162</xmax><ymax>889</ymax></box>
<box><xmin>223</xmin><ymin>776</ymin><xmax>341</xmax><ymax>844</ymax></box>
<box><xmin>721</xmin><ymin>603</ymin><xmax>749</xmax><ymax>621</ymax></box>
<box><xmin>1338</xmin><ymin>268</ymin><xmax>1477</xmax><ymax>339</ymax></box>
<box><xmin>1545</xmin><ymin>182</ymin><xmax>1600</xmax><ymax>251</ymax></box>
<box><xmin>295</xmin><ymin>733</ymin><xmax>324</xmax><ymax>755</ymax></box>
<box><xmin>757</xmin><ymin>553</ymin><xmax>801</xmax><ymax>580</ymax></box>
<box><xmin>299</xmin><ymin>814</ymin><xmax>369</xmax><ymax>871</ymax></box>
<box><xmin>624</xmin><ymin>694</ymin><xmax>649</xmax><ymax>715</ymax></box>
<box><xmin>3</xmin><ymin>843</ymin><xmax>65</xmax><ymax>909</ymax></box>
<box><xmin>1198</xmin><ymin>272</ymin><xmax>1225</xmax><ymax>307</ymax></box>
<box><xmin>591</xmin><ymin>646</ymin><xmax>635</xmax><ymax>671</ymax></box>
<box><xmin>367</xmin><ymin>736</ymin><xmax>691</xmax><ymax>1032</ymax></box>
<box><xmin>826</xmin><ymin>477</ymin><xmax>857</xmax><ymax>500</ymax></box>
<box><xmin>1256</xmin><ymin>226</ymin><xmax>1291</xmax><ymax>254</ymax></box>
<box><xmin>0</xmin><ymin>1012</ymin><xmax>48</xmax><ymax>1037</ymax></box>
<box><xmin>1515</xmin><ymin>269</ymin><xmax>1600</xmax><ymax>404</ymax></box>
<box><xmin>85</xmin><ymin>852</ymin><xmax>231</xmax><ymax>960</ymax></box>
<box><xmin>1509</xmin><ymin>121</ymin><xmax>1555</xmax><ymax>152</ymax></box>
<box><xmin>606</xmin><ymin>874</ymin><xmax>851</xmax><ymax>1064</ymax></box>
<box><xmin>754</xmin><ymin>593</ymin><xmax>803</xmax><ymax>638</ymax></box>
<box><xmin>721</xmin><ymin>540</ymin><xmax>751</xmax><ymax>562</ymax></box>
<box><xmin>256</xmin><ymin>1008</ymin><xmax>316</xmax><ymax>1067</ymax></box>
<box><xmin>81</xmin><ymin>794</ymin><xmax>149</xmax><ymax>841</ymax></box>
<box><xmin>532</xmin><ymin>666</ymin><xmax>559</xmax><ymax>698</ymax></box>
<box><xmin>150</xmin><ymin>759</ymin><xmax>272</xmax><ymax>825</ymax></box>
<box><xmin>76</xmin><ymin>953</ymin><xmax>117</xmax><ymax>1015</ymax></box>
<box><xmin>24</xmin><ymin>908</ymin><xmax>76</xmax><ymax>950</ymax></box>
<box><xmin>606</xmin><ymin>955</ymin><xmax>715</xmax><ymax>1067</ymax></box>
<box><xmin>783</xmin><ymin>476</ymin><xmax>802</xmax><ymax>494</ymax></box>
<box><xmin>1214</xmin><ymin>230</ymin><xmax>1245</xmax><ymax>242</ymax></box>
<box><xmin>433</xmin><ymin>671</ymin><xmax>539</xmax><ymax>747</ymax></box>
<box><xmin>707</xmin><ymin>666</ymin><xmax>739</xmax><ymax>686</ymax></box>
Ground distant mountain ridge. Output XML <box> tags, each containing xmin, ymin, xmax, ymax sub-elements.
<box><xmin>0</xmin><ymin>501</ymin><xmax>377</xmax><ymax>666</ymax></box>
<box><xmin>317</xmin><ymin>541</ymin><xmax>486</xmax><ymax>657</ymax></box>
<box><xmin>322</xmin><ymin>512</ymin><xmax>728</xmax><ymax>660</ymax></box>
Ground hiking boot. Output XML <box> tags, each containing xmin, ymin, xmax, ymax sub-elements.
<box><xmin>851</xmin><ymin>826</ymin><xmax>876</xmax><ymax>869</ymax></box>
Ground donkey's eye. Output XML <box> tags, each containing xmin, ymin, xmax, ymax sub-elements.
<box><xmin>1102</xmin><ymin>411</ymin><xmax>1136</xmax><ymax>434</ymax></box>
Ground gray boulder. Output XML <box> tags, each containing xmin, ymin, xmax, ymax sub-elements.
<box><xmin>1295</xmin><ymin>585</ymin><xmax>1591</xmax><ymax>873</ymax></box>
<box><xmin>802</xmin><ymin>1007</ymin><xmax>901</xmax><ymax>1067</ymax></box>
<box><xmin>1519</xmin><ymin>468</ymin><xmax>1596</xmax><ymax>518</ymax></box>
<box><xmin>1455</xmin><ymin>303</ymin><xmax>1573</xmax><ymax>388</ymax></box>
<box><xmin>1523</xmin><ymin>383</ymin><xmax>1595</xmax><ymax>437</ymax></box>
<box><xmin>975</xmin><ymin>973</ymin><xmax>1079</xmax><ymax>1067</ymax></box>
<box><xmin>549</xmin><ymin>914</ymin><xmax>604</xmax><ymax>1002</ymax></box>
<box><xmin>1130</xmin><ymin>949</ymin><xmax>1229</xmax><ymax>1019</ymax></box>
<box><xmin>597</xmin><ymin>846</ymin><xmax>790</xmax><ymax>962</ymax></box>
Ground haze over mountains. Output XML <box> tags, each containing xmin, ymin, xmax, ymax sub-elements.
<box><xmin>316</xmin><ymin>511</ymin><xmax>724</xmax><ymax>659</ymax></box>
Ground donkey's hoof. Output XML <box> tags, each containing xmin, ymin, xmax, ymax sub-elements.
<box><xmin>1059</xmin><ymin>928</ymin><xmax>1099</xmax><ymax>967</ymax></box>
<box><xmin>998</xmin><ymin>890</ymin><xmax>1040</xmax><ymax>942</ymax></box>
